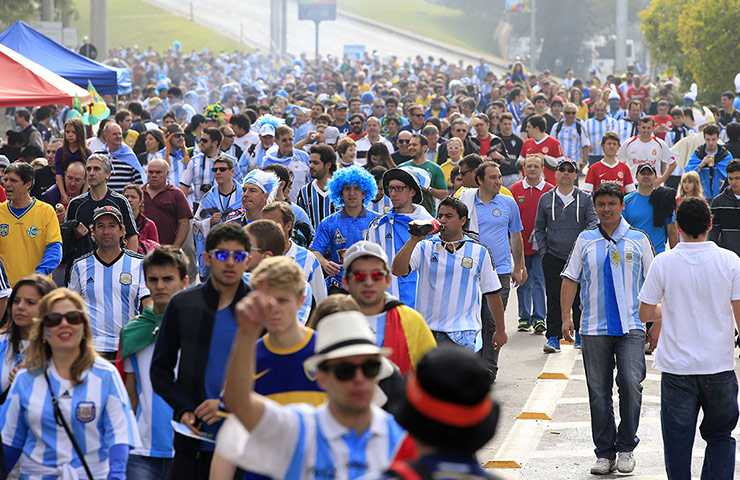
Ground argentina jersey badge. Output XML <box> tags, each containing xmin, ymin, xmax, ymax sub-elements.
<box><xmin>76</xmin><ymin>401</ymin><xmax>96</xmax><ymax>423</ymax></box>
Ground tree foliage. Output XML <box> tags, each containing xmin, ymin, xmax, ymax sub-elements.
<box><xmin>642</xmin><ymin>0</ymin><xmax>740</xmax><ymax>99</ymax></box>
<box><xmin>0</xmin><ymin>0</ymin><xmax>39</xmax><ymax>29</ymax></box>
<box><xmin>676</xmin><ymin>0</ymin><xmax>740</xmax><ymax>99</ymax></box>
<box><xmin>639</xmin><ymin>0</ymin><xmax>695</xmax><ymax>83</ymax></box>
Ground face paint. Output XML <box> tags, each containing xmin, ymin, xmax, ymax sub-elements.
<box><xmin>44</xmin><ymin>327</ymin><xmax>52</xmax><ymax>339</ymax></box>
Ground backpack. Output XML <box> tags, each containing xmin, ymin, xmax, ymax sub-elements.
<box><xmin>554</xmin><ymin>119</ymin><xmax>582</xmax><ymax>138</ymax></box>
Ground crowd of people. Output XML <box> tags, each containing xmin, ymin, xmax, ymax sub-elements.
<box><xmin>0</xmin><ymin>43</ymin><xmax>739</xmax><ymax>479</ymax></box>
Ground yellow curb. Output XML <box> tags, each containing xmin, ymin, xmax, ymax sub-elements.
<box><xmin>538</xmin><ymin>372</ymin><xmax>569</xmax><ymax>380</ymax></box>
<box><xmin>516</xmin><ymin>412</ymin><xmax>551</xmax><ymax>420</ymax></box>
<box><xmin>484</xmin><ymin>460</ymin><xmax>522</xmax><ymax>469</ymax></box>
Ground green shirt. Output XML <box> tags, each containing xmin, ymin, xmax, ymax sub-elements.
<box><xmin>398</xmin><ymin>159</ymin><xmax>447</xmax><ymax>216</ymax></box>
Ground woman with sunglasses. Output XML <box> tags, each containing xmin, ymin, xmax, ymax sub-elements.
<box><xmin>0</xmin><ymin>274</ymin><xmax>56</xmax><ymax>397</ymax></box>
<box><xmin>0</xmin><ymin>288</ymin><xmax>138</xmax><ymax>479</ymax></box>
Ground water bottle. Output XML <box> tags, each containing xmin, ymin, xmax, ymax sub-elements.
<box><xmin>408</xmin><ymin>219</ymin><xmax>443</xmax><ymax>236</ymax></box>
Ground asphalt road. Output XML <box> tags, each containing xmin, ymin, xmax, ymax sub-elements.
<box><xmin>144</xmin><ymin>0</ymin><xmax>509</xmax><ymax>73</ymax></box>
<box><xmin>481</xmin><ymin>293</ymin><xmax>740</xmax><ymax>479</ymax></box>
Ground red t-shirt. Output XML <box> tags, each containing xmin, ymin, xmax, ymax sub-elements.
<box><xmin>477</xmin><ymin>135</ymin><xmax>492</xmax><ymax>157</ymax></box>
<box><xmin>652</xmin><ymin>114</ymin><xmax>673</xmax><ymax>140</ymax></box>
<box><xmin>583</xmin><ymin>160</ymin><xmax>635</xmax><ymax>194</ymax></box>
<box><xmin>519</xmin><ymin>135</ymin><xmax>564</xmax><ymax>185</ymax></box>
<box><xmin>510</xmin><ymin>179</ymin><xmax>555</xmax><ymax>255</ymax></box>
<box><xmin>626</xmin><ymin>86</ymin><xmax>650</xmax><ymax>110</ymax></box>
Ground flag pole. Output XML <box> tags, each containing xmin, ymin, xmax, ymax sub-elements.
<box><xmin>529</xmin><ymin>0</ymin><xmax>536</xmax><ymax>73</ymax></box>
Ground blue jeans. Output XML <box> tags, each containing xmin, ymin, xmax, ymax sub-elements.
<box><xmin>517</xmin><ymin>254</ymin><xmax>546</xmax><ymax>324</ymax></box>
<box><xmin>661</xmin><ymin>371</ymin><xmax>739</xmax><ymax>480</ymax></box>
<box><xmin>581</xmin><ymin>329</ymin><xmax>646</xmax><ymax>460</ymax></box>
<box><xmin>126</xmin><ymin>454</ymin><xmax>172</xmax><ymax>480</ymax></box>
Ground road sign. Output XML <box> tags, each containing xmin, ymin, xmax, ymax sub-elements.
<box><xmin>298</xmin><ymin>0</ymin><xmax>336</xmax><ymax>22</ymax></box>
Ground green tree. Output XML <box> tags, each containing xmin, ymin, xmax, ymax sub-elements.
<box><xmin>639</xmin><ymin>0</ymin><xmax>696</xmax><ymax>82</ymax></box>
<box><xmin>0</xmin><ymin>0</ymin><xmax>39</xmax><ymax>29</ymax></box>
<box><xmin>677</xmin><ymin>0</ymin><xmax>740</xmax><ymax>99</ymax></box>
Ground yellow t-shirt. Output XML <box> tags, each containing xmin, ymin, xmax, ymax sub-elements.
<box><xmin>123</xmin><ymin>129</ymin><xmax>139</xmax><ymax>150</ymax></box>
<box><xmin>440</xmin><ymin>159</ymin><xmax>461</xmax><ymax>187</ymax></box>
<box><xmin>0</xmin><ymin>199</ymin><xmax>62</xmax><ymax>285</ymax></box>
<box><xmin>453</xmin><ymin>185</ymin><xmax>513</xmax><ymax>199</ymax></box>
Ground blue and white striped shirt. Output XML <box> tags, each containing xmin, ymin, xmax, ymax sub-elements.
<box><xmin>561</xmin><ymin>219</ymin><xmax>654</xmax><ymax>335</ymax></box>
<box><xmin>124</xmin><ymin>343</ymin><xmax>174</xmax><ymax>458</ymax></box>
<box><xmin>365</xmin><ymin>205</ymin><xmax>433</xmax><ymax>307</ymax></box>
<box><xmin>68</xmin><ymin>250</ymin><xmax>150</xmax><ymax>352</ymax></box>
<box><xmin>0</xmin><ymin>334</ymin><xmax>28</xmax><ymax>392</ymax></box>
<box><xmin>225</xmin><ymin>400</ymin><xmax>406</xmax><ymax>480</ymax></box>
<box><xmin>180</xmin><ymin>152</ymin><xmax>239</xmax><ymax>204</ymax></box>
<box><xmin>370</xmin><ymin>195</ymin><xmax>393</xmax><ymax>215</ymax></box>
<box><xmin>408</xmin><ymin>235</ymin><xmax>501</xmax><ymax>333</ymax></box>
<box><xmin>616</xmin><ymin>119</ymin><xmax>640</xmax><ymax>144</ymax></box>
<box><xmin>287</xmin><ymin>242</ymin><xmax>327</xmax><ymax>305</ymax></box>
<box><xmin>0</xmin><ymin>359</ymin><xmax>139</xmax><ymax>477</ymax></box>
<box><xmin>297</xmin><ymin>180</ymin><xmax>336</xmax><ymax>230</ymax></box>
<box><xmin>585</xmin><ymin>117</ymin><xmax>618</xmax><ymax>156</ymax></box>
<box><xmin>550</xmin><ymin>120</ymin><xmax>590</xmax><ymax>164</ymax></box>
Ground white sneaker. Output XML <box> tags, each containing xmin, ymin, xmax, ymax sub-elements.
<box><xmin>590</xmin><ymin>457</ymin><xmax>616</xmax><ymax>475</ymax></box>
<box><xmin>617</xmin><ymin>451</ymin><xmax>635</xmax><ymax>473</ymax></box>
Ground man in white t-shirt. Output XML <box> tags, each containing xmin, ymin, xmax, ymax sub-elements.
<box><xmin>616</xmin><ymin>116</ymin><xmax>676</xmax><ymax>184</ymax></box>
<box><xmin>638</xmin><ymin>197</ymin><xmax>740</xmax><ymax>480</ymax></box>
<box><xmin>356</xmin><ymin>117</ymin><xmax>395</xmax><ymax>164</ymax></box>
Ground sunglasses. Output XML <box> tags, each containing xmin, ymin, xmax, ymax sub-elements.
<box><xmin>351</xmin><ymin>269</ymin><xmax>388</xmax><ymax>282</ymax></box>
<box><xmin>564</xmin><ymin>111</ymin><xmax>577</xmax><ymax>115</ymax></box>
<box><xmin>43</xmin><ymin>310</ymin><xmax>85</xmax><ymax>327</ymax></box>
<box><xmin>173</xmin><ymin>134</ymin><xmax>185</xmax><ymax>138</ymax></box>
<box><xmin>208</xmin><ymin>249</ymin><xmax>248</xmax><ymax>262</ymax></box>
<box><xmin>350</xmin><ymin>121</ymin><xmax>363</xmax><ymax>126</ymax></box>
<box><xmin>411</xmin><ymin>113</ymin><xmax>424</xmax><ymax>117</ymax></box>
<box><xmin>397</xmin><ymin>139</ymin><xmax>410</xmax><ymax>144</ymax></box>
<box><xmin>211</xmin><ymin>166</ymin><xmax>230</xmax><ymax>172</ymax></box>
<box><xmin>558</xmin><ymin>167</ymin><xmax>576</xmax><ymax>173</ymax></box>
<box><xmin>199</xmin><ymin>138</ymin><xmax>211</xmax><ymax>143</ymax></box>
<box><xmin>223</xmin><ymin>134</ymin><xmax>235</xmax><ymax>138</ymax></box>
<box><xmin>322</xmin><ymin>359</ymin><xmax>382</xmax><ymax>381</ymax></box>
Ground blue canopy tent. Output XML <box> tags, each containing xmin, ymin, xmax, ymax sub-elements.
<box><xmin>0</xmin><ymin>21</ymin><xmax>131</xmax><ymax>95</ymax></box>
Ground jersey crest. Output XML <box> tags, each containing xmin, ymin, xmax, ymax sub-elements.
<box><xmin>0</xmin><ymin>224</ymin><xmax>8</xmax><ymax>237</ymax></box>
<box><xmin>26</xmin><ymin>226</ymin><xmax>39</xmax><ymax>238</ymax></box>
<box><xmin>334</xmin><ymin>229</ymin><xmax>347</xmax><ymax>245</ymax></box>
<box><xmin>76</xmin><ymin>401</ymin><xmax>96</xmax><ymax>422</ymax></box>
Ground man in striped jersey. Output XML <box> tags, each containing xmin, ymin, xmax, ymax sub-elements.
<box><xmin>103</xmin><ymin>122</ymin><xmax>147</xmax><ymax>193</ymax></box>
<box><xmin>550</xmin><ymin>102</ymin><xmax>590</xmax><ymax>172</ymax></box>
<box><xmin>222</xmin><ymin>303</ymin><xmax>406</xmax><ymax>480</ymax></box>
<box><xmin>365</xmin><ymin>167</ymin><xmax>433</xmax><ymax>308</ymax></box>
<box><xmin>561</xmin><ymin>183</ymin><xmax>654</xmax><ymax>475</ymax></box>
<box><xmin>585</xmin><ymin>102</ymin><xmax>618</xmax><ymax>165</ymax></box>
<box><xmin>68</xmin><ymin>205</ymin><xmax>151</xmax><ymax>360</ymax></box>
<box><xmin>392</xmin><ymin>197</ymin><xmax>506</xmax><ymax>356</ymax></box>
<box><xmin>120</xmin><ymin>246</ymin><xmax>189</xmax><ymax>480</ymax></box>
<box><xmin>298</xmin><ymin>144</ymin><xmax>337</xmax><ymax>229</ymax></box>
<box><xmin>615</xmin><ymin>99</ymin><xmax>644</xmax><ymax>144</ymax></box>
<box><xmin>180</xmin><ymin>127</ymin><xmax>237</xmax><ymax>209</ymax></box>
<box><xmin>261</xmin><ymin>201</ymin><xmax>327</xmax><ymax>306</ymax></box>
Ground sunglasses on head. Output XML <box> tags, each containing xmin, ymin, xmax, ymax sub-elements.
<box><xmin>211</xmin><ymin>166</ymin><xmax>230</xmax><ymax>172</ymax></box>
<box><xmin>208</xmin><ymin>249</ymin><xmax>248</xmax><ymax>262</ymax></box>
<box><xmin>351</xmin><ymin>269</ymin><xmax>388</xmax><ymax>282</ymax></box>
<box><xmin>43</xmin><ymin>310</ymin><xmax>85</xmax><ymax>327</ymax></box>
<box><xmin>321</xmin><ymin>359</ymin><xmax>382</xmax><ymax>381</ymax></box>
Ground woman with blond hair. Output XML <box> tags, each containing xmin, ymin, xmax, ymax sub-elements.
<box><xmin>0</xmin><ymin>289</ymin><xmax>138</xmax><ymax>479</ymax></box>
<box><xmin>677</xmin><ymin>170</ymin><xmax>705</xmax><ymax>205</ymax></box>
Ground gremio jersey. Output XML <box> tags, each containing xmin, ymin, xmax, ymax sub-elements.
<box><xmin>0</xmin><ymin>199</ymin><xmax>62</xmax><ymax>286</ymax></box>
<box><xmin>68</xmin><ymin>250</ymin><xmax>150</xmax><ymax>352</ymax></box>
<box><xmin>408</xmin><ymin>235</ymin><xmax>501</xmax><ymax>333</ymax></box>
<box><xmin>297</xmin><ymin>180</ymin><xmax>336</xmax><ymax>230</ymax></box>
<box><xmin>0</xmin><ymin>359</ymin><xmax>139</xmax><ymax>477</ymax></box>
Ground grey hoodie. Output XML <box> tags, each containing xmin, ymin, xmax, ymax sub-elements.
<box><xmin>534</xmin><ymin>187</ymin><xmax>598</xmax><ymax>259</ymax></box>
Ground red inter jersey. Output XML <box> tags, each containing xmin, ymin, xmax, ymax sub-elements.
<box><xmin>652</xmin><ymin>114</ymin><xmax>674</xmax><ymax>141</ymax></box>
<box><xmin>510</xmin><ymin>179</ymin><xmax>555</xmax><ymax>255</ymax></box>
<box><xmin>583</xmin><ymin>160</ymin><xmax>636</xmax><ymax>194</ymax></box>
<box><xmin>519</xmin><ymin>135</ymin><xmax>564</xmax><ymax>185</ymax></box>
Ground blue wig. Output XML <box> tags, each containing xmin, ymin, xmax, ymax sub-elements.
<box><xmin>328</xmin><ymin>166</ymin><xmax>378</xmax><ymax>208</ymax></box>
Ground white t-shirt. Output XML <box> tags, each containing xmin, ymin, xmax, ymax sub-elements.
<box><xmin>638</xmin><ymin>241</ymin><xmax>740</xmax><ymax>375</ymax></box>
<box><xmin>616</xmin><ymin>135</ymin><xmax>676</xmax><ymax>179</ymax></box>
